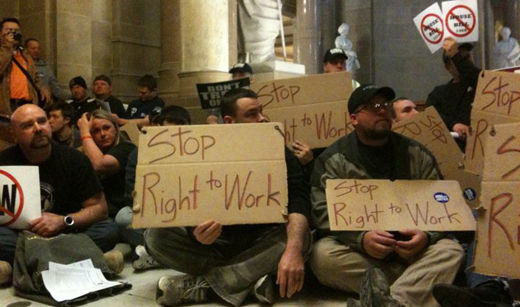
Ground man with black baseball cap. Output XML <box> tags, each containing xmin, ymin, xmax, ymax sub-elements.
<box><xmin>206</xmin><ymin>63</ymin><xmax>254</xmax><ymax>125</ymax></box>
<box><xmin>323</xmin><ymin>48</ymin><xmax>348</xmax><ymax>73</ymax></box>
<box><xmin>309</xmin><ymin>84</ymin><xmax>464</xmax><ymax>307</ymax></box>
<box><xmin>67</xmin><ymin>76</ymin><xmax>110</xmax><ymax>125</ymax></box>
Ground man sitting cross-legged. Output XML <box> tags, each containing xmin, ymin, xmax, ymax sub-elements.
<box><xmin>0</xmin><ymin>104</ymin><xmax>119</xmax><ymax>286</ymax></box>
<box><xmin>309</xmin><ymin>84</ymin><xmax>464</xmax><ymax>307</ymax></box>
<box><xmin>144</xmin><ymin>88</ymin><xmax>311</xmax><ymax>306</ymax></box>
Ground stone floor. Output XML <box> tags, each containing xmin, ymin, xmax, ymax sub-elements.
<box><xmin>0</xmin><ymin>263</ymin><xmax>352</xmax><ymax>306</ymax></box>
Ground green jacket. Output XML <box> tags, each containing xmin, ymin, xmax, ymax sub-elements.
<box><xmin>310</xmin><ymin>131</ymin><xmax>444</xmax><ymax>253</ymax></box>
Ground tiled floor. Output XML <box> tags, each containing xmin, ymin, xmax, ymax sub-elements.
<box><xmin>0</xmin><ymin>263</ymin><xmax>352</xmax><ymax>306</ymax></box>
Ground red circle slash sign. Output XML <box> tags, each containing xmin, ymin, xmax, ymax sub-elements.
<box><xmin>421</xmin><ymin>13</ymin><xmax>444</xmax><ymax>44</ymax></box>
<box><xmin>0</xmin><ymin>169</ymin><xmax>24</xmax><ymax>227</ymax></box>
<box><xmin>445</xmin><ymin>5</ymin><xmax>476</xmax><ymax>38</ymax></box>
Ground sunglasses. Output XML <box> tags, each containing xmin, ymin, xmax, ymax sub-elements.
<box><xmin>356</xmin><ymin>101</ymin><xmax>392</xmax><ymax>113</ymax></box>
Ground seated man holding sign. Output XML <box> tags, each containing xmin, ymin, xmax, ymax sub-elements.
<box><xmin>310</xmin><ymin>84</ymin><xmax>464</xmax><ymax>307</ymax></box>
<box><xmin>0</xmin><ymin>104</ymin><xmax>119</xmax><ymax>286</ymax></box>
<box><xmin>144</xmin><ymin>88</ymin><xmax>311</xmax><ymax>306</ymax></box>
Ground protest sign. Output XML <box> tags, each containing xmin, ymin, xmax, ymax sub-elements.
<box><xmin>465</xmin><ymin>71</ymin><xmax>520</xmax><ymax>175</ymax></box>
<box><xmin>442</xmin><ymin>0</ymin><xmax>479</xmax><ymax>43</ymax></box>
<box><xmin>0</xmin><ymin>166</ymin><xmax>41</xmax><ymax>229</ymax></box>
<box><xmin>393</xmin><ymin>107</ymin><xmax>463</xmax><ymax>179</ymax></box>
<box><xmin>474</xmin><ymin>122</ymin><xmax>520</xmax><ymax>278</ymax></box>
<box><xmin>414</xmin><ymin>2</ymin><xmax>445</xmax><ymax>53</ymax></box>
<box><xmin>474</xmin><ymin>182</ymin><xmax>520</xmax><ymax>278</ymax></box>
<box><xmin>392</xmin><ymin>107</ymin><xmax>481</xmax><ymax>207</ymax></box>
<box><xmin>132</xmin><ymin>123</ymin><xmax>288</xmax><ymax>228</ymax></box>
<box><xmin>325</xmin><ymin>179</ymin><xmax>475</xmax><ymax>231</ymax></box>
<box><xmin>250</xmin><ymin>71</ymin><xmax>353</xmax><ymax>148</ymax></box>
<box><xmin>197</xmin><ymin>78</ymin><xmax>250</xmax><ymax>109</ymax></box>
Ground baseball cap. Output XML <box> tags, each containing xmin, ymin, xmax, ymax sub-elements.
<box><xmin>229</xmin><ymin>63</ymin><xmax>253</xmax><ymax>75</ymax></box>
<box><xmin>348</xmin><ymin>84</ymin><xmax>396</xmax><ymax>114</ymax></box>
<box><xmin>93</xmin><ymin>74</ymin><xmax>112</xmax><ymax>86</ymax></box>
<box><xmin>69</xmin><ymin>76</ymin><xmax>87</xmax><ymax>89</ymax></box>
<box><xmin>323</xmin><ymin>48</ymin><xmax>348</xmax><ymax>63</ymax></box>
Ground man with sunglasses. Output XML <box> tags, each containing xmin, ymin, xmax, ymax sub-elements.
<box><xmin>309</xmin><ymin>84</ymin><xmax>464</xmax><ymax>307</ymax></box>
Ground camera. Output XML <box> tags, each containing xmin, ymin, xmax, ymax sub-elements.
<box><xmin>8</xmin><ymin>29</ymin><xmax>22</xmax><ymax>42</ymax></box>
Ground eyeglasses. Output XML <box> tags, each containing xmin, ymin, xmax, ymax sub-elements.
<box><xmin>356</xmin><ymin>101</ymin><xmax>392</xmax><ymax>113</ymax></box>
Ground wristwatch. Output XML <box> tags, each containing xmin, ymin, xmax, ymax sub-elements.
<box><xmin>63</xmin><ymin>215</ymin><xmax>75</xmax><ymax>227</ymax></box>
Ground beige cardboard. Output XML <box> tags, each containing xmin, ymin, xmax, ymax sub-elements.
<box><xmin>264</xmin><ymin>100</ymin><xmax>354</xmax><ymax>149</ymax></box>
<box><xmin>465</xmin><ymin>110</ymin><xmax>520</xmax><ymax>174</ymax></box>
<box><xmin>482</xmin><ymin>122</ymin><xmax>520</xmax><ymax>181</ymax></box>
<box><xmin>137</xmin><ymin>123</ymin><xmax>285</xmax><ymax>165</ymax></box>
<box><xmin>458</xmin><ymin>170</ymin><xmax>481</xmax><ymax>208</ymax></box>
<box><xmin>325</xmin><ymin>179</ymin><xmax>476</xmax><ymax>231</ymax></box>
<box><xmin>472</xmin><ymin>70</ymin><xmax>520</xmax><ymax>118</ymax></box>
<box><xmin>474</xmin><ymin>182</ymin><xmax>520</xmax><ymax>278</ymax></box>
<box><xmin>251</xmin><ymin>72</ymin><xmax>353</xmax><ymax>148</ymax></box>
<box><xmin>251</xmin><ymin>71</ymin><xmax>352</xmax><ymax>108</ymax></box>
<box><xmin>132</xmin><ymin>123</ymin><xmax>288</xmax><ymax>228</ymax></box>
<box><xmin>393</xmin><ymin>107</ymin><xmax>463</xmax><ymax>180</ymax></box>
<box><xmin>120</xmin><ymin>124</ymin><xmax>141</xmax><ymax>147</ymax></box>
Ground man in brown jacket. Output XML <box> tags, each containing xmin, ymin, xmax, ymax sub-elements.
<box><xmin>0</xmin><ymin>17</ymin><xmax>50</xmax><ymax>115</ymax></box>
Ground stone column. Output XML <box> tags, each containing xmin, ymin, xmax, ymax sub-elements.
<box><xmin>293</xmin><ymin>0</ymin><xmax>321</xmax><ymax>74</ymax></box>
<box><xmin>159</xmin><ymin>0</ymin><xmax>236</xmax><ymax>123</ymax></box>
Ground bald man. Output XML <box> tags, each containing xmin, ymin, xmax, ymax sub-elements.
<box><xmin>0</xmin><ymin>104</ymin><xmax>120</xmax><ymax>286</ymax></box>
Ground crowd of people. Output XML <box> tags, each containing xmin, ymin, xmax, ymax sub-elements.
<box><xmin>0</xmin><ymin>16</ymin><xmax>518</xmax><ymax>307</ymax></box>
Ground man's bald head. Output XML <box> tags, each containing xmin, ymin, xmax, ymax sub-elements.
<box><xmin>10</xmin><ymin>104</ymin><xmax>52</xmax><ymax>160</ymax></box>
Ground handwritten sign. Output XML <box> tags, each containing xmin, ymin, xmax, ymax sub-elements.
<box><xmin>393</xmin><ymin>107</ymin><xmax>463</xmax><ymax>179</ymax></box>
<box><xmin>0</xmin><ymin>166</ymin><xmax>41</xmax><ymax>229</ymax></box>
<box><xmin>251</xmin><ymin>71</ymin><xmax>353</xmax><ymax>148</ymax></box>
<box><xmin>474</xmin><ymin>182</ymin><xmax>520</xmax><ymax>278</ymax></box>
<box><xmin>132</xmin><ymin>123</ymin><xmax>288</xmax><ymax>228</ymax></box>
<box><xmin>197</xmin><ymin>78</ymin><xmax>250</xmax><ymax>109</ymax></box>
<box><xmin>474</xmin><ymin>122</ymin><xmax>520</xmax><ymax>278</ymax></box>
<box><xmin>326</xmin><ymin>179</ymin><xmax>475</xmax><ymax>231</ymax></box>
<box><xmin>465</xmin><ymin>71</ymin><xmax>520</xmax><ymax>175</ymax></box>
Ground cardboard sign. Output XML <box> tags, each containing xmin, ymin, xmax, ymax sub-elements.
<box><xmin>465</xmin><ymin>71</ymin><xmax>520</xmax><ymax>175</ymax></box>
<box><xmin>414</xmin><ymin>2</ymin><xmax>445</xmax><ymax>53</ymax></box>
<box><xmin>132</xmin><ymin>123</ymin><xmax>288</xmax><ymax>228</ymax></box>
<box><xmin>474</xmin><ymin>122</ymin><xmax>520</xmax><ymax>278</ymax></box>
<box><xmin>251</xmin><ymin>72</ymin><xmax>353</xmax><ymax>148</ymax></box>
<box><xmin>325</xmin><ymin>179</ymin><xmax>476</xmax><ymax>231</ymax></box>
<box><xmin>474</xmin><ymin>182</ymin><xmax>520</xmax><ymax>278</ymax></box>
<box><xmin>0</xmin><ymin>166</ymin><xmax>41</xmax><ymax>229</ymax></box>
<box><xmin>482</xmin><ymin>122</ymin><xmax>520</xmax><ymax>181</ymax></box>
<box><xmin>197</xmin><ymin>78</ymin><xmax>250</xmax><ymax>109</ymax></box>
<box><xmin>442</xmin><ymin>0</ymin><xmax>479</xmax><ymax>43</ymax></box>
<box><xmin>393</xmin><ymin>107</ymin><xmax>463</xmax><ymax>180</ymax></box>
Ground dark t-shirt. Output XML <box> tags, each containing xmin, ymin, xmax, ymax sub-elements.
<box><xmin>105</xmin><ymin>96</ymin><xmax>126</xmax><ymax>118</ymax></box>
<box><xmin>101</xmin><ymin>141</ymin><xmax>136</xmax><ymax>217</ymax></box>
<box><xmin>124</xmin><ymin>96</ymin><xmax>164</xmax><ymax>119</ymax></box>
<box><xmin>0</xmin><ymin>144</ymin><xmax>102</xmax><ymax>215</ymax></box>
<box><xmin>357</xmin><ymin>137</ymin><xmax>395</xmax><ymax>180</ymax></box>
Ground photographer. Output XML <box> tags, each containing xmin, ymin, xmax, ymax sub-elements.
<box><xmin>0</xmin><ymin>17</ymin><xmax>50</xmax><ymax>115</ymax></box>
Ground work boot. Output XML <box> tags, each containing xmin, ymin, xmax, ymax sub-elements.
<box><xmin>103</xmin><ymin>249</ymin><xmax>124</xmax><ymax>275</ymax></box>
<box><xmin>156</xmin><ymin>275</ymin><xmax>210</xmax><ymax>306</ymax></box>
<box><xmin>133</xmin><ymin>245</ymin><xmax>162</xmax><ymax>271</ymax></box>
<box><xmin>359</xmin><ymin>266</ymin><xmax>404</xmax><ymax>307</ymax></box>
<box><xmin>113</xmin><ymin>242</ymin><xmax>133</xmax><ymax>260</ymax></box>
<box><xmin>433</xmin><ymin>279</ymin><xmax>514</xmax><ymax>307</ymax></box>
<box><xmin>0</xmin><ymin>261</ymin><xmax>12</xmax><ymax>286</ymax></box>
<box><xmin>253</xmin><ymin>274</ymin><xmax>274</xmax><ymax>304</ymax></box>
